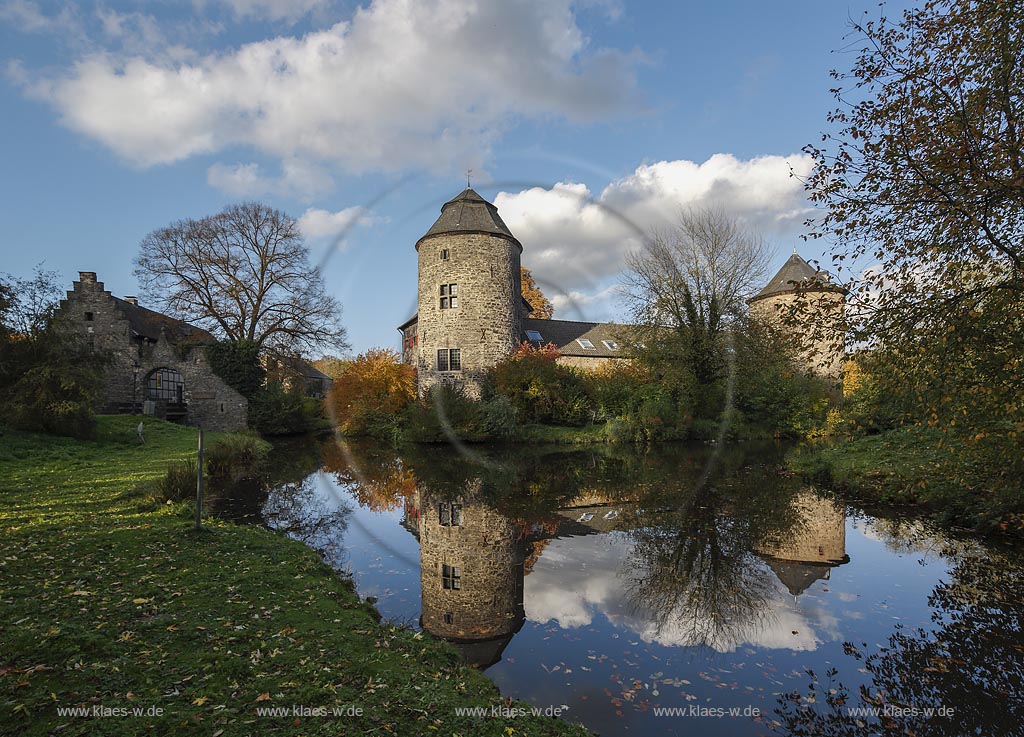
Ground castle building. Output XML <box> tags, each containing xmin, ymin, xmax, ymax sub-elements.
<box><xmin>747</xmin><ymin>251</ymin><xmax>847</xmax><ymax>379</ymax></box>
<box><xmin>399</xmin><ymin>187</ymin><xmax>846</xmax><ymax>391</ymax></box>
<box><xmin>754</xmin><ymin>491</ymin><xmax>850</xmax><ymax>597</ymax></box>
<box><xmin>403</xmin><ymin>480</ymin><xmax>527</xmax><ymax>669</ymax></box>
<box><xmin>58</xmin><ymin>272</ymin><xmax>248</xmax><ymax>431</ymax></box>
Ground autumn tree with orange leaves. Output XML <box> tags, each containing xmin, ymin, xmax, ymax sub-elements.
<box><xmin>326</xmin><ymin>348</ymin><xmax>415</xmax><ymax>436</ymax></box>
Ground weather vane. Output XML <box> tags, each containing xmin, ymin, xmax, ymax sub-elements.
<box><xmin>466</xmin><ymin>168</ymin><xmax>472</xmax><ymax>188</ymax></box>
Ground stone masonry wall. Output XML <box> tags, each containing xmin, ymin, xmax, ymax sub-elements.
<box><xmin>415</xmin><ymin>233</ymin><xmax>522</xmax><ymax>397</ymax></box>
<box><xmin>59</xmin><ymin>274</ymin><xmax>247</xmax><ymax>432</ymax></box>
<box><xmin>418</xmin><ymin>479</ymin><xmax>526</xmax><ymax>642</ymax></box>
<box><xmin>755</xmin><ymin>491</ymin><xmax>847</xmax><ymax>564</ymax></box>
<box><xmin>749</xmin><ymin>290</ymin><xmax>846</xmax><ymax>380</ymax></box>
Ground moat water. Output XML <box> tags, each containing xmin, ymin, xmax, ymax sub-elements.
<box><xmin>220</xmin><ymin>439</ymin><xmax>1022</xmax><ymax>737</ymax></box>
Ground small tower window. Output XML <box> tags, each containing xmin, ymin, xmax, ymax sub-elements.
<box><xmin>443</xmin><ymin>612</ymin><xmax>454</xmax><ymax>624</ymax></box>
<box><xmin>84</xmin><ymin>312</ymin><xmax>94</xmax><ymax>321</ymax></box>
<box><xmin>440</xmin><ymin>249</ymin><xmax>450</xmax><ymax>260</ymax></box>
<box><xmin>439</xmin><ymin>502</ymin><xmax>463</xmax><ymax>526</ymax></box>
<box><xmin>436</xmin><ymin>348</ymin><xmax>461</xmax><ymax>372</ymax></box>
<box><xmin>442</xmin><ymin>564</ymin><xmax>461</xmax><ymax>590</ymax></box>
<box><xmin>440</xmin><ymin>283</ymin><xmax>458</xmax><ymax>309</ymax></box>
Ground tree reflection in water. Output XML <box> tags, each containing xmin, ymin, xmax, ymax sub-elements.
<box><xmin>623</xmin><ymin>462</ymin><xmax>831</xmax><ymax>650</ymax></box>
<box><xmin>775</xmin><ymin>542</ymin><xmax>1024</xmax><ymax>737</ymax></box>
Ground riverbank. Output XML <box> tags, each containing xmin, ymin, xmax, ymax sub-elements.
<box><xmin>0</xmin><ymin>416</ymin><xmax>589</xmax><ymax>737</ymax></box>
<box><xmin>788</xmin><ymin>425</ymin><xmax>1024</xmax><ymax>537</ymax></box>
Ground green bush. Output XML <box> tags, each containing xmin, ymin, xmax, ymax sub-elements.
<box><xmin>404</xmin><ymin>385</ymin><xmax>517</xmax><ymax>442</ymax></box>
<box><xmin>205</xmin><ymin>433</ymin><xmax>269</xmax><ymax>479</ymax></box>
<box><xmin>248</xmin><ymin>381</ymin><xmax>321</xmax><ymax>435</ymax></box>
<box><xmin>205</xmin><ymin>340</ymin><xmax>265</xmax><ymax>397</ymax></box>
<box><xmin>489</xmin><ymin>343</ymin><xmax>591</xmax><ymax>426</ymax></box>
<box><xmin>154</xmin><ymin>459</ymin><xmax>197</xmax><ymax>503</ymax></box>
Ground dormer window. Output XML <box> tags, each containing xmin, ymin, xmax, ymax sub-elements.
<box><xmin>440</xmin><ymin>283</ymin><xmax>458</xmax><ymax>309</ymax></box>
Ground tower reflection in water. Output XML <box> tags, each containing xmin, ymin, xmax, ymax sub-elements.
<box><xmin>403</xmin><ymin>480</ymin><xmax>527</xmax><ymax>669</ymax></box>
<box><xmin>401</xmin><ymin>469</ymin><xmax>849</xmax><ymax>669</ymax></box>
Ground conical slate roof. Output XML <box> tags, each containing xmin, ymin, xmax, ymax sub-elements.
<box><xmin>416</xmin><ymin>187</ymin><xmax>521</xmax><ymax>250</ymax></box>
<box><xmin>750</xmin><ymin>252</ymin><xmax>840</xmax><ymax>302</ymax></box>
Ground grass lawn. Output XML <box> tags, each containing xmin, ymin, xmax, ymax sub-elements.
<box><xmin>787</xmin><ymin>425</ymin><xmax>1024</xmax><ymax>536</ymax></box>
<box><xmin>0</xmin><ymin>416</ymin><xmax>589</xmax><ymax>737</ymax></box>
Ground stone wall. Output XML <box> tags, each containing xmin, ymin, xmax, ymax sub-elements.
<box><xmin>749</xmin><ymin>290</ymin><xmax>846</xmax><ymax>380</ymax></box>
<box><xmin>417</xmin><ymin>480</ymin><xmax>526</xmax><ymax>643</ymax></box>
<box><xmin>755</xmin><ymin>491</ymin><xmax>847</xmax><ymax>564</ymax></box>
<box><xmin>415</xmin><ymin>233</ymin><xmax>522</xmax><ymax>397</ymax></box>
<box><xmin>555</xmin><ymin>355</ymin><xmax>623</xmax><ymax>372</ymax></box>
<box><xmin>58</xmin><ymin>273</ymin><xmax>248</xmax><ymax>432</ymax></box>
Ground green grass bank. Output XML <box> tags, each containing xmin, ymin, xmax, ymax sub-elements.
<box><xmin>788</xmin><ymin>425</ymin><xmax>1024</xmax><ymax>537</ymax></box>
<box><xmin>0</xmin><ymin>416</ymin><xmax>589</xmax><ymax>737</ymax></box>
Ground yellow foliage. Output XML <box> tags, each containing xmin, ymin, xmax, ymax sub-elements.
<box><xmin>326</xmin><ymin>348</ymin><xmax>415</xmax><ymax>434</ymax></box>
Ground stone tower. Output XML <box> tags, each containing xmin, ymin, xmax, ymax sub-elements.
<box><xmin>414</xmin><ymin>188</ymin><xmax>524</xmax><ymax>396</ymax></box>
<box><xmin>748</xmin><ymin>252</ymin><xmax>847</xmax><ymax>380</ymax></box>
<box><xmin>755</xmin><ymin>491</ymin><xmax>849</xmax><ymax>597</ymax></box>
<box><xmin>409</xmin><ymin>479</ymin><xmax>526</xmax><ymax>669</ymax></box>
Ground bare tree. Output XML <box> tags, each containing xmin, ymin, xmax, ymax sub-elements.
<box><xmin>623</xmin><ymin>207</ymin><xmax>770</xmax><ymax>383</ymax></box>
<box><xmin>134</xmin><ymin>202</ymin><xmax>348</xmax><ymax>354</ymax></box>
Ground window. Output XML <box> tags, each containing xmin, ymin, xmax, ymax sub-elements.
<box><xmin>442</xmin><ymin>564</ymin><xmax>461</xmax><ymax>590</ymax></box>
<box><xmin>576</xmin><ymin>338</ymin><xmax>596</xmax><ymax>350</ymax></box>
<box><xmin>443</xmin><ymin>612</ymin><xmax>454</xmax><ymax>624</ymax></box>
<box><xmin>602</xmin><ymin>340</ymin><xmax>620</xmax><ymax>350</ymax></box>
<box><xmin>439</xmin><ymin>502</ymin><xmax>463</xmax><ymax>526</ymax></box>
<box><xmin>525</xmin><ymin>329</ymin><xmax>544</xmax><ymax>341</ymax></box>
<box><xmin>440</xmin><ymin>249</ymin><xmax>450</xmax><ymax>260</ymax></box>
<box><xmin>84</xmin><ymin>312</ymin><xmax>94</xmax><ymax>321</ymax></box>
<box><xmin>440</xmin><ymin>283</ymin><xmax>459</xmax><ymax>309</ymax></box>
<box><xmin>146</xmin><ymin>367</ymin><xmax>184</xmax><ymax>402</ymax></box>
<box><xmin>436</xmin><ymin>348</ymin><xmax>461</xmax><ymax>371</ymax></box>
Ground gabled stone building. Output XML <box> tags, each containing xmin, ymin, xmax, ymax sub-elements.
<box><xmin>399</xmin><ymin>187</ymin><xmax>847</xmax><ymax>392</ymax></box>
<box><xmin>59</xmin><ymin>272</ymin><xmax>248</xmax><ymax>431</ymax></box>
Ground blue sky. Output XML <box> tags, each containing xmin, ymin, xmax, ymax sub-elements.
<box><xmin>0</xmin><ymin>0</ymin><xmax>912</xmax><ymax>354</ymax></box>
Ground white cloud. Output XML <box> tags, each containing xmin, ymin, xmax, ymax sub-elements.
<box><xmin>298</xmin><ymin>205</ymin><xmax>379</xmax><ymax>243</ymax></box>
<box><xmin>496</xmin><ymin>153</ymin><xmax>815</xmax><ymax>314</ymax></box>
<box><xmin>525</xmin><ymin>533</ymin><xmax>839</xmax><ymax>653</ymax></box>
<box><xmin>207</xmin><ymin>158</ymin><xmax>334</xmax><ymax>198</ymax></box>
<box><xmin>20</xmin><ymin>0</ymin><xmax>640</xmax><ymax>170</ymax></box>
<box><xmin>220</xmin><ymin>0</ymin><xmax>330</xmax><ymax>22</ymax></box>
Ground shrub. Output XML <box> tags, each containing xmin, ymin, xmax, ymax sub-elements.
<box><xmin>248</xmin><ymin>381</ymin><xmax>321</xmax><ymax>435</ymax></box>
<box><xmin>404</xmin><ymin>385</ymin><xmax>517</xmax><ymax>442</ymax></box>
<box><xmin>205</xmin><ymin>433</ymin><xmax>269</xmax><ymax>479</ymax></box>
<box><xmin>326</xmin><ymin>348</ymin><xmax>416</xmax><ymax>437</ymax></box>
<box><xmin>205</xmin><ymin>340</ymin><xmax>265</xmax><ymax>397</ymax></box>
<box><xmin>583</xmin><ymin>361</ymin><xmax>651</xmax><ymax>419</ymax></box>
<box><xmin>155</xmin><ymin>459</ymin><xmax>197</xmax><ymax>503</ymax></box>
<box><xmin>489</xmin><ymin>342</ymin><xmax>591</xmax><ymax>426</ymax></box>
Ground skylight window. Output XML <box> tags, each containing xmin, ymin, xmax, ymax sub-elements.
<box><xmin>525</xmin><ymin>330</ymin><xmax>544</xmax><ymax>341</ymax></box>
<box><xmin>576</xmin><ymin>338</ymin><xmax>596</xmax><ymax>350</ymax></box>
<box><xmin>602</xmin><ymin>340</ymin><xmax>619</xmax><ymax>350</ymax></box>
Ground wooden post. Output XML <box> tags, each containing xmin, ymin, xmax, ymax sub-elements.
<box><xmin>196</xmin><ymin>425</ymin><xmax>204</xmax><ymax>530</ymax></box>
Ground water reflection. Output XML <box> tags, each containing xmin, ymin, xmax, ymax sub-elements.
<box><xmin>244</xmin><ymin>439</ymin><xmax>1021</xmax><ymax>737</ymax></box>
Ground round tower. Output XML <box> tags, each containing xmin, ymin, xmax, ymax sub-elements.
<box><xmin>416</xmin><ymin>479</ymin><xmax>526</xmax><ymax>669</ymax></box>
<box><xmin>415</xmin><ymin>188</ymin><xmax>523</xmax><ymax>397</ymax></box>
<box><xmin>748</xmin><ymin>251</ymin><xmax>846</xmax><ymax>380</ymax></box>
